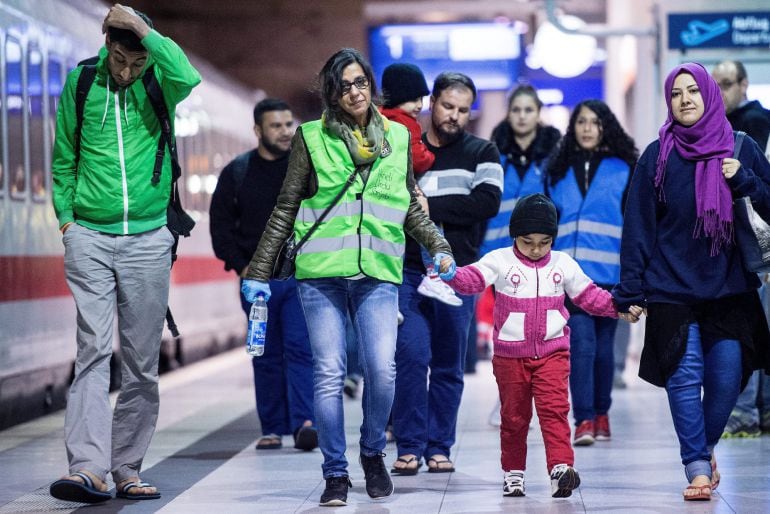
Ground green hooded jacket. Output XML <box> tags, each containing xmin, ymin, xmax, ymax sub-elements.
<box><xmin>52</xmin><ymin>29</ymin><xmax>201</xmax><ymax>235</ymax></box>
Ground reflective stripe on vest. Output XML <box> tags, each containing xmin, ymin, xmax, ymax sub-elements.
<box><xmin>481</xmin><ymin>157</ymin><xmax>545</xmax><ymax>254</ymax></box>
<box><xmin>294</xmin><ymin>120</ymin><xmax>410</xmax><ymax>283</ymax></box>
<box><xmin>549</xmin><ymin>157</ymin><xmax>629</xmax><ymax>284</ymax></box>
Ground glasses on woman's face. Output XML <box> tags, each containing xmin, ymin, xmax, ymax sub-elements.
<box><xmin>341</xmin><ymin>76</ymin><xmax>369</xmax><ymax>95</ymax></box>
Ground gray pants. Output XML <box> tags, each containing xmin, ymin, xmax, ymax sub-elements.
<box><xmin>63</xmin><ymin>224</ymin><xmax>173</xmax><ymax>483</ymax></box>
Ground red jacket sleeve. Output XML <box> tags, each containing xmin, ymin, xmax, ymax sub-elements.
<box><xmin>381</xmin><ymin>107</ymin><xmax>435</xmax><ymax>174</ymax></box>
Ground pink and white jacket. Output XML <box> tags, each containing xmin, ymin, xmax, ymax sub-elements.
<box><xmin>447</xmin><ymin>246</ymin><xmax>618</xmax><ymax>359</ymax></box>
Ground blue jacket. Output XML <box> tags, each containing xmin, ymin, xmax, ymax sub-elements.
<box><xmin>549</xmin><ymin>157</ymin><xmax>630</xmax><ymax>285</ymax></box>
<box><xmin>613</xmin><ymin>134</ymin><xmax>770</xmax><ymax>309</ymax></box>
<box><xmin>480</xmin><ymin>158</ymin><xmax>546</xmax><ymax>255</ymax></box>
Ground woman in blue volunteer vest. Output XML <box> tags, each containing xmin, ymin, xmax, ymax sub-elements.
<box><xmin>483</xmin><ymin>84</ymin><xmax>561</xmax><ymax>255</ymax></box>
<box><xmin>241</xmin><ymin>48</ymin><xmax>454</xmax><ymax>507</ymax></box>
<box><xmin>546</xmin><ymin>99</ymin><xmax>638</xmax><ymax>447</ymax></box>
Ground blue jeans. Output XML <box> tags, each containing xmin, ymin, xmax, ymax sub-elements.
<box><xmin>568</xmin><ymin>312</ymin><xmax>618</xmax><ymax>424</ymax></box>
<box><xmin>392</xmin><ymin>269</ymin><xmax>475</xmax><ymax>459</ymax></box>
<box><xmin>665</xmin><ymin>324</ymin><xmax>742</xmax><ymax>481</ymax></box>
<box><xmin>730</xmin><ymin>282</ymin><xmax>770</xmax><ymax>428</ymax></box>
<box><xmin>345</xmin><ymin>313</ymin><xmax>362</xmax><ymax>380</ymax></box>
<box><xmin>730</xmin><ymin>370</ymin><xmax>770</xmax><ymax>428</ymax></box>
<box><xmin>240</xmin><ymin>278</ymin><xmax>314</xmax><ymax>436</ymax></box>
<box><xmin>296</xmin><ymin>277</ymin><xmax>398</xmax><ymax>478</ymax></box>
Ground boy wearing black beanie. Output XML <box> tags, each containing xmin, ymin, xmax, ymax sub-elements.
<box><xmin>440</xmin><ymin>193</ymin><xmax>642</xmax><ymax>499</ymax></box>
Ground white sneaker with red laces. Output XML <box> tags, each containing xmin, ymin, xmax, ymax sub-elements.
<box><xmin>417</xmin><ymin>275</ymin><xmax>463</xmax><ymax>306</ymax></box>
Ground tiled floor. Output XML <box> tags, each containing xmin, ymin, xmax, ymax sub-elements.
<box><xmin>1</xmin><ymin>348</ymin><xmax>768</xmax><ymax>513</ymax></box>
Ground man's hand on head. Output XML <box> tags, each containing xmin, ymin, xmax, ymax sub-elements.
<box><xmin>102</xmin><ymin>4</ymin><xmax>151</xmax><ymax>39</ymax></box>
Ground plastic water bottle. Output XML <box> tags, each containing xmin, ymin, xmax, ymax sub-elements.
<box><xmin>246</xmin><ymin>294</ymin><xmax>267</xmax><ymax>356</ymax></box>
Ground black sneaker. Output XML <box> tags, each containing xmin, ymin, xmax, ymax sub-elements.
<box><xmin>294</xmin><ymin>425</ymin><xmax>318</xmax><ymax>451</ymax></box>
<box><xmin>359</xmin><ymin>453</ymin><xmax>394</xmax><ymax>499</ymax></box>
<box><xmin>319</xmin><ymin>476</ymin><xmax>352</xmax><ymax>507</ymax></box>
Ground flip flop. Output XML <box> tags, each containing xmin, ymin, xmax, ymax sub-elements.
<box><xmin>116</xmin><ymin>480</ymin><xmax>161</xmax><ymax>500</ymax></box>
<box><xmin>50</xmin><ymin>471</ymin><xmax>111</xmax><ymax>504</ymax></box>
<box><xmin>390</xmin><ymin>456</ymin><xmax>422</xmax><ymax>475</ymax></box>
<box><xmin>255</xmin><ymin>434</ymin><xmax>282</xmax><ymax>450</ymax></box>
<box><xmin>711</xmin><ymin>454</ymin><xmax>720</xmax><ymax>490</ymax></box>
<box><xmin>683</xmin><ymin>484</ymin><xmax>711</xmax><ymax>501</ymax></box>
<box><xmin>427</xmin><ymin>456</ymin><xmax>455</xmax><ymax>473</ymax></box>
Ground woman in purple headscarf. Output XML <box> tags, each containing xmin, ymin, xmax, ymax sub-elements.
<box><xmin>613</xmin><ymin>62</ymin><xmax>770</xmax><ymax>501</ymax></box>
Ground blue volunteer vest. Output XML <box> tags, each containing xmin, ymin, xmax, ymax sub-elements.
<box><xmin>481</xmin><ymin>157</ymin><xmax>546</xmax><ymax>254</ymax></box>
<box><xmin>549</xmin><ymin>157</ymin><xmax>629</xmax><ymax>284</ymax></box>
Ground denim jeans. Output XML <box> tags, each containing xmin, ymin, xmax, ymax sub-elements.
<box><xmin>730</xmin><ymin>282</ymin><xmax>770</xmax><ymax>428</ymax></box>
<box><xmin>665</xmin><ymin>323</ymin><xmax>742</xmax><ymax>481</ymax></box>
<box><xmin>392</xmin><ymin>269</ymin><xmax>475</xmax><ymax>460</ymax></box>
<box><xmin>297</xmin><ymin>277</ymin><xmax>398</xmax><ymax>478</ymax></box>
<box><xmin>730</xmin><ymin>370</ymin><xmax>770</xmax><ymax>428</ymax></box>
<box><xmin>567</xmin><ymin>312</ymin><xmax>618</xmax><ymax>424</ymax></box>
<box><xmin>345</xmin><ymin>313</ymin><xmax>362</xmax><ymax>380</ymax></box>
<box><xmin>240</xmin><ymin>278</ymin><xmax>314</xmax><ymax>436</ymax></box>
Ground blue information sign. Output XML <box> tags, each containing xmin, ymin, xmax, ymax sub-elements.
<box><xmin>668</xmin><ymin>11</ymin><xmax>770</xmax><ymax>49</ymax></box>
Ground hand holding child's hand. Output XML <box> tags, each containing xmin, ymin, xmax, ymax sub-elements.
<box><xmin>433</xmin><ymin>252</ymin><xmax>456</xmax><ymax>280</ymax></box>
<box><xmin>618</xmin><ymin>305</ymin><xmax>644</xmax><ymax>323</ymax></box>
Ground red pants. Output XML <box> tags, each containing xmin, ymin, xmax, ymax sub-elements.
<box><xmin>492</xmin><ymin>351</ymin><xmax>574</xmax><ymax>472</ymax></box>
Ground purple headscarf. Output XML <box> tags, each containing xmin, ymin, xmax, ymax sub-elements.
<box><xmin>655</xmin><ymin>62</ymin><xmax>735</xmax><ymax>255</ymax></box>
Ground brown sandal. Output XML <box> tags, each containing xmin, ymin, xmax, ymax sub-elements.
<box><xmin>683</xmin><ymin>484</ymin><xmax>711</xmax><ymax>501</ymax></box>
<box><xmin>390</xmin><ymin>456</ymin><xmax>421</xmax><ymax>475</ymax></box>
<box><xmin>427</xmin><ymin>455</ymin><xmax>455</xmax><ymax>473</ymax></box>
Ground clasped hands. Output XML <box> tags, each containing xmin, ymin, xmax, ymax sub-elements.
<box><xmin>618</xmin><ymin>305</ymin><xmax>644</xmax><ymax>323</ymax></box>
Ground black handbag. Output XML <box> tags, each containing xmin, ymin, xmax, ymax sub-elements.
<box><xmin>270</xmin><ymin>167</ymin><xmax>361</xmax><ymax>280</ymax></box>
<box><xmin>733</xmin><ymin>131</ymin><xmax>770</xmax><ymax>273</ymax></box>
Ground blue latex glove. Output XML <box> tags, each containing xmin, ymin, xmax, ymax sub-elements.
<box><xmin>242</xmin><ymin>279</ymin><xmax>271</xmax><ymax>303</ymax></box>
<box><xmin>433</xmin><ymin>252</ymin><xmax>456</xmax><ymax>281</ymax></box>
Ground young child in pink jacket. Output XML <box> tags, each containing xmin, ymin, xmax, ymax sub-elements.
<box><xmin>442</xmin><ymin>193</ymin><xmax>641</xmax><ymax>498</ymax></box>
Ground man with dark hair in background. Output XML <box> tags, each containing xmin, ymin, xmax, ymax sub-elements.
<box><xmin>50</xmin><ymin>3</ymin><xmax>200</xmax><ymax>503</ymax></box>
<box><xmin>210</xmin><ymin>98</ymin><xmax>317</xmax><ymax>453</ymax></box>
<box><xmin>712</xmin><ymin>60</ymin><xmax>770</xmax><ymax>151</ymax></box>
<box><xmin>391</xmin><ymin>72</ymin><xmax>503</xmax><ymax>474</ymax></box>
<box><xmin>712</xmin><ymin>60</ymin><xmax>770</xmax><ymax>438</ymax></box>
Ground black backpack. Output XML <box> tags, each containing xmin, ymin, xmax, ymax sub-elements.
<box><xmin>73</xmin><ymin>57</ymin><xmax>192</xmax><ymax>337</ymax></box>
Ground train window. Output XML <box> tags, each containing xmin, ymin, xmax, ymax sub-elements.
<box><xmin>0</xmin><ymin>39</ymin><xmax>4</xmax><ymax>196</ymax></box>
<box><xmin>6</xmin><ymin>37</ymin><xmax>24</xmax><ymax>199</ymax></box>
<box><xmin>29</xmin><ymin>43</ymin><xmax>45</xmax><ymax>201</ymax></box>
<box><xmin>47</xmin><ymin>55</ymin><xmax>64</xmax><ymax>193</ymax></box>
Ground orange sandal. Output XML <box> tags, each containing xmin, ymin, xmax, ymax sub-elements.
<box><xmin>711</xmin><ymin>454</ymin><xmax>720</xmax><ymax>490</ymax></box>
<box><xmin>683</xmin><ymin>484</ymin><xmax>711</xmax><ymax>501</ymax></box>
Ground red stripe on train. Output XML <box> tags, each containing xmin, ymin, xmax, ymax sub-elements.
<box><xmin>0</xmin><ymin>255</ymin><xmax>232</xmax><ymax>302</ymax></box>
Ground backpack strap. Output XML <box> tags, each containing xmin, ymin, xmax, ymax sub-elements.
<box><xmin>141</xmin><ymin>65</ymin><xmax>180</xmax><ymax>186</ymax></box>
<box><xmin>74</xmin><ymin>65</ymin><xmax>97</xmax><ymax>177</ymax></box>
<box><xmin>734</xmin><ymin>131</ymin><xmax>746</xmax><ymax>159</ymax></box>
<box><xmin>231</xmin><ymin>151</ymin><xmax>252</xmax><ymax>204</ymax></box>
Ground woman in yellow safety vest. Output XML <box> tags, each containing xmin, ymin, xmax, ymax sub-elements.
<box><xmin>241</xmin><ymin>48</ymin><xmax>455</xmax><ymax>507</ymax></box>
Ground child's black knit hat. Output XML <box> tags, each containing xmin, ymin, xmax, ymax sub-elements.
<box><xmin>381</xmin><ymin>63</ymin><xmax>430</xmax><ymax>108</ymax></box>
<box><xmin>509</xmin><ymin>193</ymin><xmax>558</xmax><ymax>238</ymax></box>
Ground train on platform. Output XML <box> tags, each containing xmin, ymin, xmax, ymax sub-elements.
<box><xmin>0</xmin><ymin>0</ymin><xmax>259</xmax><ymax>429</ymax></box>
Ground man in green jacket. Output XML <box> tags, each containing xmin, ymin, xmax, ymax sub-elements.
<box><xmin>49</xmin><ymin>4</ymin><xmax>200</xmax><ymax>504</ymax></box>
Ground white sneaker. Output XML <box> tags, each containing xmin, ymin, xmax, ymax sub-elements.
<box><xmin>417</xmin><ymin>275</ymin><xmax>463</xmax><ymax>306</ymax></box>
<box><xmin>550</xmin><ymin>464</ymin><xmax>580</xmax><ymax>498</ymax></box>
<box><xmin>503</xmin><ymin>470</ymin><xmax>525</xmax><ymax>497</ymax></box>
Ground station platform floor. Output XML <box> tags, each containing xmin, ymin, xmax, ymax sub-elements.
<box><xmin>1</xmin><ymin>348</ymin><xmax>768</xmax><ymax>513</ymax></box>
